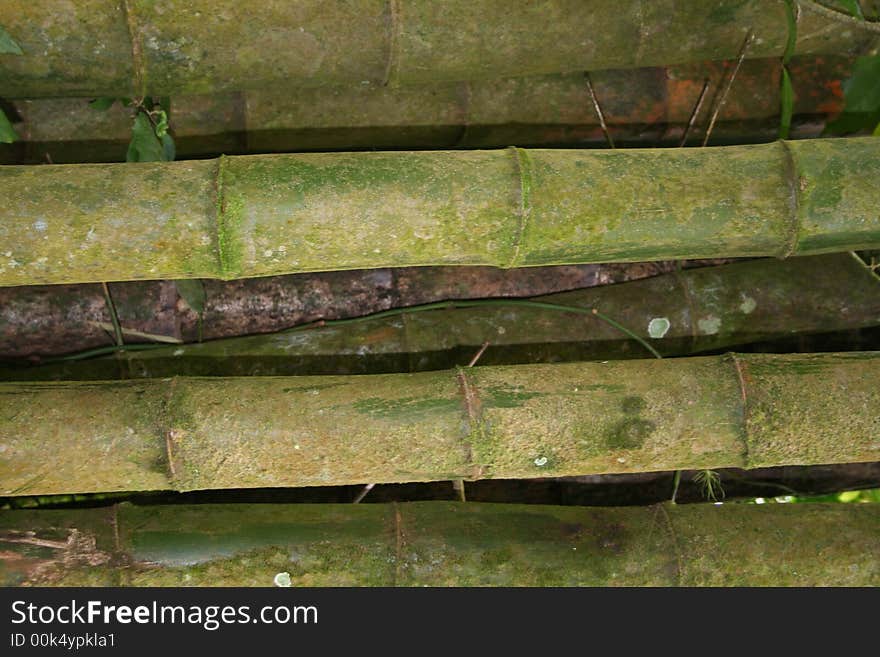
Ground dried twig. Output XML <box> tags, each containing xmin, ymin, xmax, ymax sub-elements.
<box><xmin>702</xmin><ymin>30</ymin><xmax>754</xmax><ymax>146</ymax></box>
<box><xmin>585</xmin><ymin>72</ymin><xmax>615</xmax><ymax>148</ymax></box>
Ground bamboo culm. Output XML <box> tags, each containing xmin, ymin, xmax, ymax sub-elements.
<box><xmin>6</xmin><ymin>253</ymin><xmax>879</xmax><ymax>379</ymax></box>
<box><xmin>0</xmin><ymin>502</ymin><xmax>877</xmax><ymax>586</ymax></box>
<box><xmin>1</xmin><ymin>138</ymin><xmax>878</xmax><ymax>287</ymax></box>
<box><xmin>0</xmin><ymin>1</ymin><xmax>877</xmax><ymax>98</ymax></box>
<box><xmin>0</xmin><ymin>55</ymin><xmax>853</xmax><ymax>163</ymax></box>
<box><xmin>1</xmin><ymin>352</ymin><xmax>878</xmax><ymax>496</ymax></box>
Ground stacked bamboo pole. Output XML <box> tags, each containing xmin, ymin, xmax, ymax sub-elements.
<box><xmin>0</xmin><ymin>1</ymin><xmax>877</xmax><ymax>97</ymax></box>
<box><xmin>1</xmin><ymin>138</ymin><xmax>879</xmax><ymax>287</ymax></box>
<box><xmin>0</xmin><ymin>55</ymin><xmax>854</xmax><ymax>163</ymax></box>
<box><xmin>2</xmin><ymin>352</ymin><xmax>878</xmax><ymax>495</ymax></box>
<box><xmin>0</xmin><ymin>502</ymin><xmax>877</xmax><ymax>586</ymax></box>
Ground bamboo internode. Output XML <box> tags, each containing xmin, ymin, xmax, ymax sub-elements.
<box><xmin>2</xmin><ymin>352</ymin><xmax>878</xmax><ymax>495</ymax></box>
<box><xmin>0</xmin><ymin>502</ymin><xmax>876</xmax><ymax>585</ymax></box>
<box><xmin>1</xmin><ymin>138</ymin><xmax>878</xmax><ymax>287</ymax></box>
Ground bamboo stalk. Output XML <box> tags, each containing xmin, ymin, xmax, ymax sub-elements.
<box><xmin>0</xmin><ymin>502</ymin><xmax>876</xmax><ymax>586</ymax></box>
<box><xmin>1</xmin><ymin>352</ymin><xmax>878</xmax><ymax>495</ymax></box>
<box><xmin>0</xmin><ymin>56</ymin><xmax>853</xmax><ymax>164</ymax></box>
<box><xmin>6</xmin><ymin>253</ymin><xmax>879</xmax><ymax>379</ymax></box>
<box><xmin>0</xmin><ymin>1</ymin><xmax>877</xmax><ymax>98</ymax></box>
<box><xmin>1</xmin><ymin>138</ymin><xmax>878</xmax><ymax>287</ymax></box>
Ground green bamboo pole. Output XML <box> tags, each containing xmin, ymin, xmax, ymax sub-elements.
<box><xmin>2</xmin><ymin>352</ymin><xmax>878</xmax><ymax>495</ymax></box>
<box><xmin>0</xmin><ymin>502</ymin><xmax>876</xmax><ymax>586</ymax></box>
<box><xmin>0</xmin><ymin>55</ymin><xmax>855</xmax><ymax>163</ymax></box>
<box><xmin>6</xmin><ymin>253</ymin><xmax>879</xmax><ymax>379</ymax></box>
<box><xmin>0</xmin><ymin>1</ymin><xmax>877</xmax><ymax>98</ymax></box>
<box><xmin>2</xmin><ymin>138</ymin><xmax>878</xmax><ymax>287</ymax></box>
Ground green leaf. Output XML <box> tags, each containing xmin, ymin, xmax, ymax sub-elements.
<box><xmin>154</xmin><ymin>109</ymin><xmax>169</xmax><ymax>137</ymax></box>
<box><xmin>126</xmin><ymin>112</ymin><xmax>165</xmax><ymax>162</ymax></box>
<box><xmin>0</xmin><ymin>108</ymin><xmax>18</xmax><ymax>143</ymax></box>
<box><xmin>161</xmin><ymin>133</ymin><xmax>176</xmax><ymax>161</ymax></box>
<box><xmin>873</xmin><ymin>121</ymin><xmax>880</xmax><ymax>136</ymax></box>
<box><xmin>0</xmin><ymin>26</ymin><xmax>23</xmax><ymax>55</ymax></box>
<box><xmin>175</xmin><ymin>279</ymin><xmax>206</xmax><ymax>315</ymax></box>
<box><xmin>782</xmin><ymin>0</ymin><xmax>797</xmax><ymax>65</ymax></box>
<box><xmin>89</xmin><ymin>97</ymin><xmax>117</xmax><ymax>111</ymax></box>
<box><xmin>838</xmin><ymin>0</ymin><xmax>865</xmax><ymax>18</ymax></box>
<box><xmin>824</xmin><ymin>56</ymin><xmax>880</xmax><ymax>135</ymax></box>
<box><xmin>779</xmin><ymin>66</ymin><xmax>794</xmax><ymax>139</ymax></box>
<box><xmin>839</xmin><ymin>55</ymin><xmax>880</xmax><ymax>113</ymax></box>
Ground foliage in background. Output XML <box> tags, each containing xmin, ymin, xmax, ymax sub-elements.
<box><xmin>779</xmin><ymin>0</ymin><xmax>798</xmax><ymax>138</ymax></box>
<box><xmin>0</xmin><ymin>25</ymin><xmax>21</xmax><ymax>143</ymax></box>
<box><xmin>91</xmin><ymin>96</ymin><xmax>176</xmax><ymax>161</ymax></box>
<box><xmin>823</xmin><ymin>1</ymin><xmax>880</xmax><ymax>135</ymax></box>
<box><xmin>751</xmin><ymin>488</ymin><xmax>880</xmax><ymax>504</ymax></box>
<box><xmin>825</xmin><ymin>55</ymin><xmax>880</xmax><ymax>135</ymax></box>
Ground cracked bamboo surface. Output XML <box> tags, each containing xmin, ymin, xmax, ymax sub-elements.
<box><xmin>2</xmin><ymin>138</ymin><xmax>879</xmax><ymax>287</ymax></box>
<box><xmin>5</xmin><ymin>253</ymin><xmax>879</xmax><ymax>379</ymax></box>
<box><xmin>0</xmin><ymin>1</ymin><xmax>877</xmax><ymax>97</ymax></box>
<box><xmin>1</xmin><ymin>352</ymin><xmax>878</xmax><ymax>495</ymax></box>
<box><xmin>0</xmin><ymin>502</ymin><xmax>877</xmax><ymax>586</ymax></box>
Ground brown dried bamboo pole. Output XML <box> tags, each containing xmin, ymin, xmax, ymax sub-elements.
<box><xmin>1</xmin><ymin>352</ymin><xmax>878</xmax><ymax>496</ymax></box>
<box><xmin>4</xmin><ymin>252</ymin><xmax>878</xmax><ymax>379</ymax></box>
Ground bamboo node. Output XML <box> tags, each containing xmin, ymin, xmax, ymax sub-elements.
<box><xmin>507</xmin><ymin>147</ymin><xmax>534</xmax><ymax>268</ymax></box>
<box><xmin>728</xmin><ymin>353</ymin><xmax>753</xmax><ymax>469</ymax></box>
<box><xmin>120</xmin><ymin>0</ymin><xmax>146</xmax><ymax>97</ymax></box>
<box><xmin>214</xmin><ymin>155</ymin><xmax>232</xmax><ymax>277</ymax></box>
<box><xmin>381</xmin><ymin>0</ymin><xmax>401</xmax><ymax>86</ymax></box>
<box><xmin>455</xmin><ymin>366</ymin><xmax>482</xmax><ymax>478</ymax></box>
<box><xmin>778</xmin><ymin>140</ymin><xmax>802</xmax><ymax>258</ymax></box>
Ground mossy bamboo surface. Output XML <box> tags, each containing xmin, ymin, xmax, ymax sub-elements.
<box><xmin>2</xmin><ymin>352</ymin><xmax>878</xmax><ymax>495</ymax></box>
<box><xmin>0</xmin><ymin>502</ymin><xmax>877</xmax><ymax>586</ymax></box>
<box><xmin>0</xmin><ymin>56</ymin><xmax>853</xmax><ymax>163</ymax></box>
<box><xmin>6</xmin><ymin>253</ymin><xmax>879</xmax><ymax>379</ymax></box>
<box><xmin>0</xmin><ymin>1</ymin><xmax>877</xmax><ymax>98</ymax></box>
<box><xmin>2</xmin><ymin>138</ymin><xmax>879</xmax><ymax>287</ymax></box>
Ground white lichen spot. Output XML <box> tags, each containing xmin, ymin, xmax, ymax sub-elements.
<box><xmin>496</xmin><ymin>326</ymin><xmax>506</xmax><ymax>335</ymax></box>
<box><xmin>294</xmin><ymin>444</ymin><xmax>301</xmax><ymax>450</ymax></box>
<box><xmin>647</xmin><ymin>317</ymin><xmax>671</xmax><ymax>339</ymax></box>
<box><xmin>263</xmin><ymin>249</ymin><xmax>274</xmax><ymax>258</ymax></box>
<box><xmin>278</xmin><ymin>245</ymin><xmax>287</xmax><ymax>253</ymax></box>
<box><xmin>534</xmin><ymin>456</ymin><xmax>548</xmax><ymax>467</ymax></box>
<box><xmin>698</xmin><ymin>316</ymin><xmax>722</xmax><ymax>335</ymax></box>
<box><xmin>617</xmin><ymin>457</ymin><xmax>627</xmax><ymax>464</ymax></box>
<box><xmin>274</xmin><ymin>572</ymin><xmax>292</xmax><ymax>587</ymax></box>
<box><xmin>739</xmin><ymin>295</ymin><xmax>757</xmax><ymax>314</ymax></box>
<box><xmin>173</xmin><ymin>348</ymin><xmax>185</xmax><ymax>356</ymax></box>
<box><xmin>33</xmin><ymin>219</ymin><xmax>48</xmax><ymax>232</ymax></box>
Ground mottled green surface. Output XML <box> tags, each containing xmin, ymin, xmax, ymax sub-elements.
<box><xmin>2</xmin><ymin>353</ymin><xmax>878</xmax><ymax>495</ymax></box>
<box><xmin>0</xmin><ymin>1</ymin><xmax>876</xmax><ymax>97</ymax></box>
<box><xmin>1</xmin><ymin>139</ymin><xmax>878</xmax><ymax>286</ymax></box>
<box><xmin>0</xmin><ymin>502</ymin><xmax>876</xmax><ymax>586</ymax></box>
